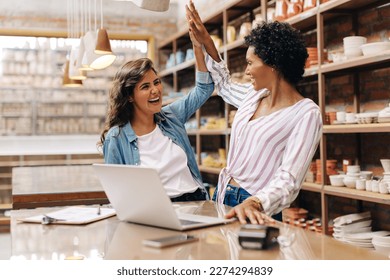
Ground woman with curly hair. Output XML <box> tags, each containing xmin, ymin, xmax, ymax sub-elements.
<box><xmin>186</xmin><ymin>1</ymin><xmax>322</xmax><ymax>223</ymax></box>
<box><xmin>98</xmin><ymin>37</ymin><xmax>214</xmax><ymax>202</ymax></box>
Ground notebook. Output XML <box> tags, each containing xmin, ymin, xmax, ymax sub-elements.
<box><xmin>92</xmin><ymin>163</ymin><xmax>234</xmax><ymax>231</ymax></box>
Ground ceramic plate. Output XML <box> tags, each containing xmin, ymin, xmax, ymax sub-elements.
<box><xmin>344</xmin><ymin>240</ymin><xmax>375</xmax><ymax>248</ymax></box>
<box><xmin>334</xmin><ymin>220</ymin><xmax>372</xmax><ymax>231</ymax></box>
<box><xmin>333</xmin><ymin>226</ymin><xmax>372</xmax><ymax>235</ymax></box>
<box><xmin>333</xmin><ymin>211</ymin><xmax>371</xmax><ymax>226</ymax></box>
<box><xmin>343</xmin><ymin>231</ymin><xmax>390</xmax><ymax>241</ymax></box>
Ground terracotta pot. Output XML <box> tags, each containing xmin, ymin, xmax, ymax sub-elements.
<box><xmin>328</xmin><ymin>111</ymin><xmax>337</xmax><ymax>124</ymax></box>
<box><xmin>274</xmin><ymin>0</ymin><xmax>287</xmax><ymax>21</ymax></box>
<box><xmin>286</xmin><ymin>0</ymin><xmax>302</xmax><ymax>18</ymax></box>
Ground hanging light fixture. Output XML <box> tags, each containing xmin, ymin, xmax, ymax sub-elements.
<box><xmin>76</xmin><ymin>0</ymin><xmax>94</xmax><ymax>72</ymax></box>
<box><xmin>83</xmin><ymin>0</ymin><xmax>116</xmax><ymax>70</ymax></box>
<box><xmin>63</xmin><ymin>0</ymin><xmax>83</xmax><ymax>87</ymax></box>
<box><xmin>91</xmin><ymin>0</ymin><xmax>116</xmax><ymax>68</ymax></box>
<box><xmin>95</xmin><ymin>28</ymin><xmax>113</xmax><ymax>54</ymax></box>
<box><xmin>69</xmin><ymin>47</ymin><xmax>87</xmax><ymax>80</ymax></box>
<box><xmin>78</xmin><ymin>35</ymin><xmax>94</xmax><ymax>71</ymax></box>
<box><xmin>130</xmin><ymin>0</ymin><xmax>170</xmax><ymax>12</ymax></box>
<box><xmin>63</xmin><ymin>59</ymin><xmax>83</xmax><ymax>87</ymax></box>
<box><xmin>69</xmin><ymin>0</ymin><xmax>87</xmax><ymax>80</ymax></box>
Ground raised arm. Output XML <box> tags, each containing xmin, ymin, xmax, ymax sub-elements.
<box><xmin>188</xmin><ymin>12</ymin><xmax>207</xmax><ymax>73</ymax></box>
<box><xmin>186</xmin><ymin>1</ymin><xmax>250</xmax><ymax>108</ymax></box>
<box><xmin>186</xmin><ymin>0</ymin><xmax>220</xmax><ymax>63</ymax></box>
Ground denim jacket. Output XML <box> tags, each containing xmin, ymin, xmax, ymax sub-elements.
<box><xmin>103</xmin><ymin>71</ymin><xmax>214</xmax><ymax>198</ymax></box>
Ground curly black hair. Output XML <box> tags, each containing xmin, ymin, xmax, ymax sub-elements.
<box><xmin>245</xmin><ymin>21</ymin><xmax>308</xmax><ymax>86</ymax></box>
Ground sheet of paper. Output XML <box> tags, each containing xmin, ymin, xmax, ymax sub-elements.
<box><xmin>18</xmin><ymin>206</ymin><xmax>116</xmax><ymax>225</ymax></box>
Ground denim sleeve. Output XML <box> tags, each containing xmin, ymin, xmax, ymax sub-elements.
<box><xmin>166</xmin><ymin>71</ymin><xmax>214</xmax><ymax>124</ymax></box>
<box><xmin>103</xmin><ymin>137</ymin><xmax>125</xmax><ymax>164</ymax></box>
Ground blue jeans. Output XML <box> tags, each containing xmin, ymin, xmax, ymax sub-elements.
<box><xmin>213</xmin><ymin>185</ymin><xmax>282</xmax><ymax>221</ymax></box>
<box><xmin>212</xmin><ymin>184</ymin><xmax>251</xmax><ymax>207</ymax></box>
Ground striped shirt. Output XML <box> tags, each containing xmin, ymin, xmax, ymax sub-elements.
<box><xmin>205</xmin><ymin>54</ymin><xmax>323</xmax><ymax>216</ymax></box>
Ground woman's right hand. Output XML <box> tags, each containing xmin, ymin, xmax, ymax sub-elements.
<box><xmin>185</xmin><ymin>0</ymin><xmax>221</xmax><ymax>62</ymax></box>
<box><xmin>185</xmin><ymin>0</ymin><xmax>211</xmax><ymax>45</ymax></box>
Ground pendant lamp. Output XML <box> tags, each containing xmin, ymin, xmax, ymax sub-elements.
<box><xmin>78</xmin><ymin>36</ymin><xmax>94</xmax><ymax>71</ymax></box>
<box><xmin>95</xmin><ymin>28</ymin><xmax>113</xmax><ymax>54</ymax></box>
<box><xmin>83</xmin><ymin>0</ymin><xmax>116</xmax><ymax>70</ymax></box>
<box><xmin>83</xmin><ymin>30</ymin><xmax>116</xmax><ymax>70</ymax></box>
<box><xmin>130</xmin><ymin>0</ymin><xmax>170</xmax><ymax>12</ymax></box>
<box><xmin>69</xmin><ymin>47</ymin><xmax>87</xmax><ymax>80</ymax></box>
<box><xmin>62</xmin><ymin>59</ymin><xmax>83</xmax><ymax>87</ymax></box>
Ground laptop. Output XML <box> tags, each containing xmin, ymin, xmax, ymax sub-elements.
<box><xmin>92</xmin><ymin>163</ymin><xmax>234</xmax><ymax>231</ymax></box>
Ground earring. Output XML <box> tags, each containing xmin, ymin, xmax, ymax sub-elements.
<box><xmin>129</xmin><ymin>97</ymin><xmax>134</xmax><ymax>102</ymax></box>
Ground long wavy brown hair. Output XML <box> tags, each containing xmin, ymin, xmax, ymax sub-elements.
<box><xmin>98</xmin><ymin>58</ymin><xmax>157</xmax><ymax>148</ymax></box>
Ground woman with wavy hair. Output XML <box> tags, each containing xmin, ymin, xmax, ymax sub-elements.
<box><xmin>186</xmin><ymin>0</ymin><xmax>322</xmax><ymax>223</ymax></box>
<box><xmin>99</xmin><ymin>37</ymin><xmax>214</xmax><ymax>202</ymax></box>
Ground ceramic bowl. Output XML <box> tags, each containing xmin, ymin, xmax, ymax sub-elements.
<box><xmin>329</xmin><ymin>175</ymin><xmax>345</xmax><ymax>187</ymax></box>
<box><xmin>346</xmin><ymin>173</ymin><xmax>361</xmax><ymax>179</ymax></box>
<box><xmin>355</xmin><ymin>179</ymin><xmax>366</xmax><ymax>190</ymax></box>
<box><xmin>343</xmin><ymin>36</ymin><xmax>367</xmax><ymax>44</ymax></box>
<box><xmin>360</xmin><ymin>171</ymin><xmax>373</xmax><ymax>180</ymax></box>
<box><xmin>344</xmin><ymin>177</ymin><xmax>357</xmax><ymax>188</ymax></box>
<box><xmin>361</xmin><ymin>42</ymin><xmax>390</xmax><ymax>56</ymax></box>
<box><xmin>347</xmin><ymin>165</ymin><xmax>360</xmax><ymax>173</ymax></box>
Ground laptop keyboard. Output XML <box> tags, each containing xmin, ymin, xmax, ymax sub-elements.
<box><xmin>179</xmin><ymin>219</ymin><xmax>202</xmax><ymax>225</ymax></box>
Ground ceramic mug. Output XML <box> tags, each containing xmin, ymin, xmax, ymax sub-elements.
<box><xmin>336</xmin><ymin>111</ymin><xmax>346</xmax><ymax>122</ymax></box>
<box><xmin>379</xmin><ymin>181</ymin><xmax>389</xmax><ymax>194</ymax></box>
<box><xmin>371</xmin><ymin>180</ymin><xmax>379</xmax><ymax>193</ymax></box>
<box><xmin>356</xmin><ymin>179</ymin><xmax>366</xmax><ymax>190</ymax></box>
<box><xmin>365</xmin><ymin>180</ymin><xmax>372</xmax><ymax>191</ymax></box>
<box><xmin>345</xmin><ymin>113</ymin><xmax>356</xmax><ymax>123</ymax></box>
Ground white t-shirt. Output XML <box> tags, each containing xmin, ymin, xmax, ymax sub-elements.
<box><xmin>137</xmin><ymin>125</ymin><xmax>200</xmax><ymax>197</ymax></box>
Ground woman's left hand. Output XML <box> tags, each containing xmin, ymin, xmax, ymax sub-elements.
<box><xmin>225</xmin><ymin>199</ymin><xmax>275</xmax><ymax>224</ymax></box>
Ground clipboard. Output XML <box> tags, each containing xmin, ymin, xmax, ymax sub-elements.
<box><xmin>18</xmin><ymin>206</ymin><xmax>116</xmax><ymax>225</ymax></box>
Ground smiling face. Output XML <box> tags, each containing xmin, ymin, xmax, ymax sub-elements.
<box><xmin>132</xmin><ymin>69</ymin><xmax>163</xmax><ymax>118</ymax></box>
<box><xmin>245</xmin><ymin>46</ymin><xmax>274</xmax><ymax>91</ymax></box>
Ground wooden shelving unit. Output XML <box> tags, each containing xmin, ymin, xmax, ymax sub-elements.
<box><xmin>157</xmin><ymin>0</ymin><xmax>390</xmax><ymax>235</ymax></box>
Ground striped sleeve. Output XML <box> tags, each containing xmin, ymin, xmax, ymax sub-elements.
<box><xmin>205</xmin><ymin>53</ymin><xmax>251</xmax><ymax>108</ymax></box>
<box><xmin>256</xmin><ymin>109</ymin><xmax>322</xmax><ymax>216</ymax></box>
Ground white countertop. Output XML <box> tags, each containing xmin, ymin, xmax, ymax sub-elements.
<box><xmin>0</xmin><ymin>135</ymin><xmax>101</xmax><ymax>155</ymax></box>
